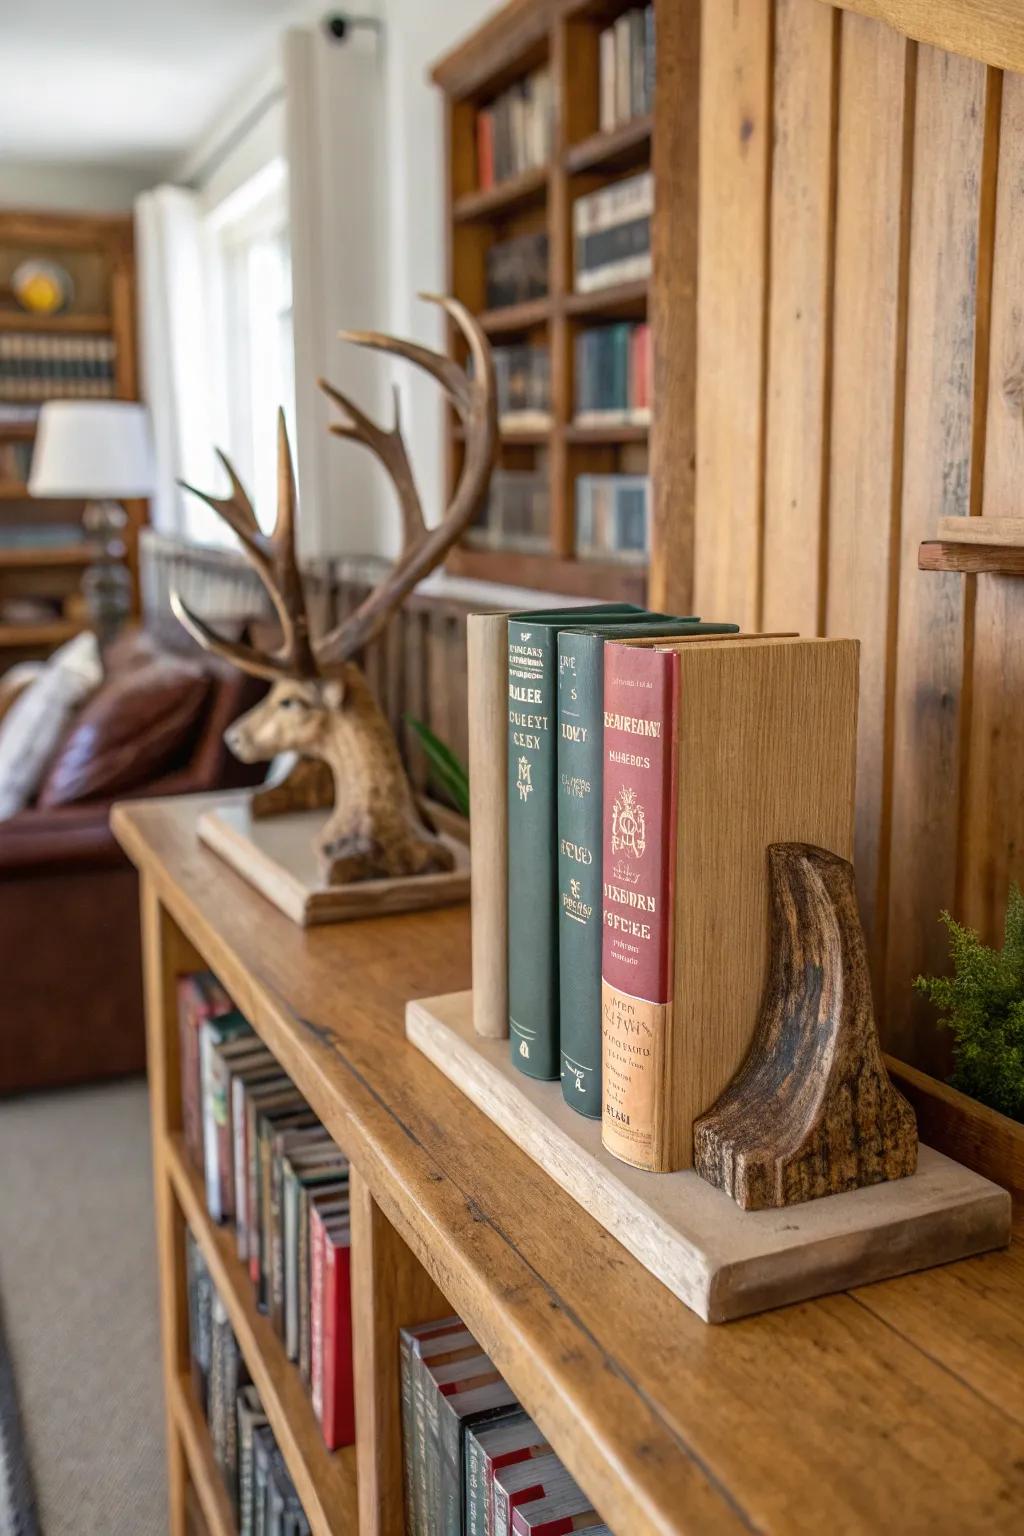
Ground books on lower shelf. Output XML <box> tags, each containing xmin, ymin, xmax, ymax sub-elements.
<box><xmin>574</xmin><ymin>322</ymin><xmax>651</xmax><ymax>427</ymax></box>
<box><xmin>573</xmin><ymin>171</ymin><xmax>652</xmax><ymax>295</ymax></box>
<box><xmin>476</xmin><ymin>68</ymin><xmax>552</xmax><ymax>190</ymax></box>
<box><xmin>599</xmin><ymin>7</ymin><xmax>655</xmax><ymax>133</ymax></box>
<box><xmin>493</xmin><ymin>344</ymin><xmax>551</xmax><ymax>432</ymax></box>
<box><xmin>468</xmin><ymin>466</ymin><xmax>550</xmax><ymax>555</ymax></box>
<box><xmin>0</xmin><ymin>332</ymin><xmax>116</xmax><ymax>401</ymax></box>
<box><xmin>178</xmin><ymin>972</ymin><xmax>355</xmax><ymax>1452</ymax></box>
<box><xmin>575</xmin><ymin>475</ymin><xmax>649</xmax><ymax>565</ymax></box>
<box><xmin>485</xmin><ymin>233</ymin><xmax>549</xmax><ymax>311</ymax></box>
<box><xmin>399</xmin><ymin>1311</ymin><xmax>611</xmax><ymax>1536</ymax></box>
<box><xmin>186</xmin><ymin>1232</ymin><xmax>312</xmax><ymax>1534</ymax></box>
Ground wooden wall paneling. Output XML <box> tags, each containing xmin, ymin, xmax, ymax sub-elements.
<box><xmin>349</xmin><ymin>1169</ymin><xmax>450</xmax><ymax>1536</ymax></box>
<box><xmin>826</xmin><ymin>0</ymin><xmax>1024</xmax><ymax>75</ymax></box>
<box><xmin>882</xmin><ymin>44</ymin><xmax>988</xmax><ymax>1067</ymax></box>
<box><xmin>963</xmin><ymin>68</ymin><xmax>1024</xmax><ymax>942</ymax></box>
<box><xmin>761</xmin><ymin>0</ymin><xmax>838</xmax><ymax>636</ymax></box>
<box><xmin>694</xmin><ymin>0</ymin><xmax>774</xmax><ymax>630</ymax></box>
<box><xmin>824</xmin><ymin>10</ymin><xmax>914</xmax><ymax>986</ymax></box>
<box><xmin>648</xmin><ymin>0</ymin><xmax>702</xmax><ymax>616</ymax></box>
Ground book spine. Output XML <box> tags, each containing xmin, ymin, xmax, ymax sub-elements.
<box><xmin>507</xmin><ymin>621</ymin><xmax>560</xmax><ymax>1079</ymax></box>
<box><xmin>399</xmin><ymin>1331</ymin><xmax>419</xmax><ymax>1536</ymax></box>
<box><xmin>437</xmin><ymin>1394</ymin><xmax>463</xmax><ymax>1536</ymax></box>
<box><xmin>411</xmin><ymin>1347</ymin><xmax>431</xmax><ymax>1536</ymax></box>
<box><xmin>270</xmin><ymin>1146</ymin><xmax>286</xmax><ymax>1336</ymax></box>
<box><xmin>298</xmin><ymin>1186</ymin><xmax>313</xmax><ymax>1386</ymax></box>
<box><xmin>310</xmin><ymin>1208</ymin><xmax>326</xmax><ymax>1422</ymax></box>
<box><xmin>200</xmin><ymin>1026</ymin><xmax>222</xmax><ymax>1221</ymax></box>
<box><xmin>283</xmin><ymin>1169</ymin><xmax>299</xmax><ymax>1360</ymax></box>
<box><xmin>599</xmin><ymin>28</ymin><xmax>616</xmax><ymax>131</ymax></box>
<box><xmin>557</xmin><ymin>632</ymin><xmax>605</xmax><ymax>1117</ymax></box>
<box><xmin>466</xmin><ymin>1429</ymin><xmax>485</xmax><ymax>1536</ymax></box>
<box><xmin>178</xmin><ymin>983</ymin><xmax>201</xmax><ymax>1167</ymax></box>
<box><xmin>422</xmin><ymin>1364</ymin><xmax>442</xmax><ymax>1536</ymax></box>
<box><xmin>322</xmin><ymin>1242</ymin><xmax>355</xmax><ymax>1449</ymax></box>
<box><xmin>601</xmin><ymin>643</ymin><xmax>679</xmax><ymax>1171</ymax></box>
<box><xmin>469</xmin><ymin>614</ymin><xmax>510</xmax><ymax>1037</ymax></box>
<box><xmin>233</xmin><ymin>1078</ymin><xmax>250</xmax><ymax>1261</ymax></box>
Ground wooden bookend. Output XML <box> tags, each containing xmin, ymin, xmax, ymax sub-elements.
<box><xmin>693</xmin><ymin>843</ymin><xmax>918</xmax><ymax>1211</ymax></box>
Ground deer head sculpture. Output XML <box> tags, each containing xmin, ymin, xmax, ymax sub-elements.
<box><xmin>171</xmin><ymin>293</ymin><xmax>497</xmax><ymax>886</ymax></box>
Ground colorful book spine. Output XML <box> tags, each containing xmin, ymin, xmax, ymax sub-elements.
<box><xmin>320</xmin><ymin>1228</ymin><xmax>355</xmax><ymax>1448</ymax></box>
<box><xmin>600</xmin><ymin>643</ymin><xmax>679</xmax><ymax>1169</ymax></box>
<box><xmin>310</xmin><ymin>1205</ymin><xmax>327</xmax><ymax>1422</ymax></box>
<box><xmin>178</xmin><ymin>970</ymin><xmax>234</xmax><ymax>1170</ymax></box>
<box><xmin>201</xmin><ymin>1014</ymin><xmax>251</xmax><ymax>1221</ymax></box>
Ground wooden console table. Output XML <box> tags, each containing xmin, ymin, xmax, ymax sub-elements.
<box><xmin>114</xmin><ymin>793</ymin><xmax>1024</xmax><ymax>1536</ymax></box>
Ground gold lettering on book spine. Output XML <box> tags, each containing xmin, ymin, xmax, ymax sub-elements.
<box><xmin>601</xmin><ymin>982</ymin><xmax>670</xmax><ymax>1171</ymax></box>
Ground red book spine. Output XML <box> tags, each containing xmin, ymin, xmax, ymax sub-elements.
<box><xmin>177</xmin><ymin>981</ymin><xmax>202</xmax><ymax>1168</ymax></box>
<box><xmin>600</xmin><ymin>643</ymin><xmax>678</xmax><ymax>1171</ymax></box>
<box><xmin>321</xmin><ymin>1239</ymin><xmax>355</xmax><ymax>1449</ymax></box>
<box><xmin>310</xmin><ymin>1207</ymin><xmax>326</xmax><ymax>1422</ymax></box>
<box><xmin>477</xmin><ymin>109</ymin><xmax>495</xmax><ymax>190</ymax></box>
<box><xmin>512</xmin><ymin>1514</ymin><xmax>599</xmax><ymax>1535</ymax></box>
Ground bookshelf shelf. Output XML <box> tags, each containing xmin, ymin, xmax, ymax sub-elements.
<box><xmin>919</xmin><ymin>539</ymin><xmax>1024</xmax><ymax>576</ymax></box>
<box><xmin>566</xmin><ymin>420</ymin><xmax>649</xmax><ymax>443</ymax></box>
<box><xmin>447</xmin><ymin>542</ymin><xmax>646</xmax><ymax>601</ymax></box>
<box><xmin>170</xmin><ymin>1375</ymin><xmax>237</xmax><ymax>1536</ymax></box>
<box><xmin>564</xmin><ymin>278</ymin><xmax>649</xmax><ymax>319</ymax></box>
<box><xmin>0</xmin><ymin>543</ymin><xmax>96</xmax><ymax>568</ymax></box>
<box><xmin>0</xmin><ymin>619</ymin><xmax>84</xmax><ymax>650</ymax></box>
<box><xmin>165</xmin><ymin>1134</ymin><xmax>359</xmax><ymax>1536</ymax></box>
<box><xmin>478</xmin><ymin>295</ymin><xmax>552</xmax><ymax>334</ymax></box>
<box><xmin>0</xmin><ymin>310</ymin><xmax>112</xmax><ymax>334</ymax></box>
<box><xmin>452</xmin><ymin>165</ymin><xmax>549</xmax><ymax>222</ymax></box>
<box><xmin>0</xmin><ymin>422</ymin><xmax>37</xmax><ymax>439</ymax></box>
<box><xmin>565</xmin><ymin>114</ymin><xmax>652</xmax><ymax>174</ymax></box>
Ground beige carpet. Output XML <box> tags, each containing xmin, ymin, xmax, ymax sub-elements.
<box><xmin>0</xmin><ymin>1078</ymin><xmax>166</xmax><ymax>1535</ymax></box>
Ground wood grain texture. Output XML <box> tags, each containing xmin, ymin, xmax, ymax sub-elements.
<box><xmin>695</xmin><ymin>845</ymin><xmax>918</xmax><ymax>1209</ymax></box>
<box><xmin>170</xmin><ymin>1376</ymin><xmax>236</xmax><ymax>1536</ymax></box>
<box><xmin>825</xmin><ymin>10</ymin><xmax>912</xmax><ymax>979</ymax></box>
<box><xmin>762</xmin><ymin>0</ymin><xmax>837</xmax><ymax>636</ymax></box>
<box><xmin>826</xmin><ymin>0</ymin><xmax>1024</xmax><ymax>73</ymax></box>
<box><xmin>117</xmin><ymin>795</ymin><xmax>1024</xmax><ymax>1536</ymax></box>
<box><xmin>883</xmin><ymin>44</ymin><xmax>986</xmax><ymax>1063</ymax></box>
<box><xmin>694</xmin><ymin>0</ymin><xmax>772</xmax><ymax>629</ymax></box>
<box><xmin>409</xmin><ymin>989</ymin><xmax>1006</xmax><ymax>1320</ymax></box>
<box><xmin>964</xmin><ymin>68</ymin><xmax>1024</xmax><ymax>943</ymax></box>
<box><xmin>920</xmin><ymin>540</ymin><xmax>1024</xmax><ymax>576</ymax></box>
<box><xmin>887</xmin><ymin>1055</ymin><xmax>1024</xmax><ymax>1197</ymax></box>
<box><xmin>467</xmin><ymin>613</ymin><xmax>510</xmax><ymax>1037</ymax></box>
<box><xmin>349</xmin><ymin>1169</ymin><xmax>450</xmax><ymax>1536</ymax></box>
<box><xmin>937</xmin><ymin>514</ymin><xmax>1024</xmax><ymax>545</ymax></box>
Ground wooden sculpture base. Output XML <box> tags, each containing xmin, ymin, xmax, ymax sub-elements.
<box><xmin>199</xmin><ymin>796</ymin><xmax>470</xmax><ymax>927</ymax></box>
<box><xmin>405</xmin><ymin>991</ymin><xmax>1011</xmax><ymax>1323</ymax></box>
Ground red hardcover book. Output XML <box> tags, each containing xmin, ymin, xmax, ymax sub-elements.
<box><xmin>508</xmin><ymin>1459</ymin><xmax>599</xmax><ymax>1534</ymax></box>
<box><xmin>320</xmin><ymin>1221</ymin><xmax>355</xmax><ymax>1449</ymax></box>
<box><xmin>177</xmin><ymin>971</ymin><xmax>234</xmax><ymax>1171</ymax></box>
<box><xmin>600</xmin><ymin>642</ymin><xmax>678</xmax><ymax>1171</ymax></box>
<box><xmin>477</xmin><ymin>109</ymin><xmax>495</xmax><ymax>190</ymax></box>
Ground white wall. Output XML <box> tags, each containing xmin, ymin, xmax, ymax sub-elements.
<box><xmin>0</xmin><ymin>160</ymin><xmax>158</xmax><ymax>212</ymax></box>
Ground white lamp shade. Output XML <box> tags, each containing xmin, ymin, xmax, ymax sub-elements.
<box><xmin>29</xmin><ymin>401</ymin><xmax>155</xmax><ymax>499</ymax></box>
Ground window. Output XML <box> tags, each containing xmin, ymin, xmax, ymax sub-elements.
<box><xmin>204</xmin><ymin>157</ymin><xmax>296</xmax><ymax>537</ymax></box>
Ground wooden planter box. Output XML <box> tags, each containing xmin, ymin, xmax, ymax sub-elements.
<box><xmin>886</xmin><ymin>1056</ymin><xmax>1024</xmax><ymax>1199</ymax></box>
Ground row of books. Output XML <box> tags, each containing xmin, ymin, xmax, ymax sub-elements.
<box><xmin>494</xmin><ymin>344</ymin><xmax>551</xmax><ymax>431</ymax></box>
<box><xmin>574</xmin><ymin>171</ymin><xmax>651</xmax><ymax>295</ymax></box>
<box><xmin>575</xmin><ymin>321</ymin><xmax>651</xmax><ymax>426</ymax></box>
<box><xmin>186</xmin><ymin>1233</ymin><xmax>311</xmax><ymax>1534</ymax></box>
<box><xmin>599</xmin><ymin>7</ymin><xmax>656</xmax><ymax>132</ymax></box>
<box><xmin>575</xmin><ymin>474</ymin><xmax>648</xmax><ymax>564</ymax></box>
<box><xmin>470</xmin><ymin>466</ymin><xmax>550</xmax><ymax>555</ymax></box>
<box><xmin>400</xmin><ymin>1311</ymin><xmax>612</xmax><ymax>1536</ymax></box>
<box><xmin>0</xmin><ymin>404</ymin><xmax>39</xmax><ymax>425</ymax></box>
<box><xmin>476</xmin><ymin>68</ymin><xmax>553</xmax><ymax>190</ymax></box>
<box><xmin>0</xmin><ymin>332</ymin><xmax>117</xmax><ymax>401</ymax></box>
<box><xmin>485</xmin><ymin>232</ymin><xmax>548</xmax><ymax>311</ymax></box>
<box><xmin>178</xmin><ymin>972</ymin><xmax>354</xmax><ymax>1450</ymax></box>
<box><xmin>0</xmin><ymin>439</ymin><xmax>32</xmax><ymax>483</ymax></box>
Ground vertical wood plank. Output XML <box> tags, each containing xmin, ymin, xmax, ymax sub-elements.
<box><xmin>761</xmin><ymin>0</ymin><xmax>838</xmax><ymax>636</ymax></box>
<box><xmin>694</xmin><ymin>0</ymin><xmax>773</xmax><ymax>629</ymax></box>
<box><xmin>825</xmin><ymin>12</ymin><xmax>913</xmax><ymax>980</ymax></box>
<box><xmin>649</xmin><ymin>0</ymin><xmax>701</xmax><ymax>616</ymax></box>
<box><xmin>963</xmin><ymin>69</ymin><xmax>1024</xmax><ymax>942</ymax></box>
<box><xmin>141</xmin><ymin>878</ymin><xmax>206</xmax><ymax>1536</ymax></box>
<box><xmin>883</xmin><ymin>46</ymin><xmax>988</xmax><ymax>1067</ymax></box>
<box><xmin>349</xmin><ymin>1170</ymin><xmax>450</xmax><ymax>1536</ymax></box>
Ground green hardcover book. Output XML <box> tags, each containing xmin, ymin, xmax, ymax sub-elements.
<box><xmin>557</xmin><ymin>619</ymin><xmax>738</xmax><ymax>1116</ymax></box>
<box><xmin>507</xmin><ymin>603</ymin><xmax>645</xmax><ymax>1080</ymax></box>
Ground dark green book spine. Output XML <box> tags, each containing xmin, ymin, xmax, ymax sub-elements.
<box><xmin>507</xmin><ymin>621</ymin><xmax>560</xmax><ymax>1079</ymax></box>
<box><xmin>557</xmin><ymin>631</ymin><xmax>606</xmax><ymax>1116</ymax></box>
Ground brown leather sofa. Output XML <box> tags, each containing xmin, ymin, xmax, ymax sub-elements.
<box><xmin>0</xmin><ymin>635</ymin><xmax>264</xmax><ymax>1096</ymax></box>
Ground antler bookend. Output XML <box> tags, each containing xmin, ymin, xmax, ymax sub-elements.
<box><xmin>693</xmin><ymin>843</ymin><xmax>918</xmax><ymax>1211</ymax></box>
<box><xmin>171</xmin><ymin>294</ymin><xmax>498</xmax><ymax>887</ymax></box>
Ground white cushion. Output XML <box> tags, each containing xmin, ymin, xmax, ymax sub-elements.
<box><xmin>0</xmin><ymin>631</ymin><xmax>103</xmax><ymax>820</ymax></box>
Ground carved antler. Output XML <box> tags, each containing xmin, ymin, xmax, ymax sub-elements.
<box><xmin>171</xmin><ymin>411</ymin><xmax>319</xmax><ymax>681</ymax></box>
<box><xmin>315</xmin><ymin>292</ymin><xmax>497</xmax><ymax>664</ymax></box>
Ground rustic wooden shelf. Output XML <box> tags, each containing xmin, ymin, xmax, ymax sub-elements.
<box><xmin>169</xmin><ymin>1375</ymin><xmax>236</xmax><ymax>1536</ymax></box>
<box><xmin>0</xmin><ymin>310</ymin><xmax>112</xmax><ymax>333</ymax></box>
<box><xmin>452</xmin><ymin>165</ymin><xmax>549</xmax><ymax>222</ymax></box>
<box><xmin>0</xmin><ymin>544</ymin><xmax>96</xmax><ymax>568</ymax></box>
<box><xmin>0</xmin><ymin>483</ymin><xmax>31</xmax><ymax>500</ymax></box>
<box><xmin>564</xmin><ymin>278</ymin><xmax>650</xmax><ymax>319</ymax></box>
<box><xmin>565</xmin><ymin>114</ymin><xmax>652</xmax><ymax>174</ymax></box>
<box><xmin>446</xmin><ymin>542</ymin><xmax>647</xmax><ymax>601</ymax></box>
<box><xmin>116</xmin><ymin>794</ymin><xmax>1024</xmax><ymax>1536</ymax></box>
<box><xmin>0</xmin><ymin>422</ymin><xmax>37</xmax><ymax>439</ymax></box>
<box><xmin>478</xmin><ymin>296</ymin><xmax>551</xmax><ymax>334</ymax></box>
<box><xmin>0</xmin><ymin>619</ymin><xmax>84</xmax><ymax>649</ymax></box>
<box><xmin>919</xmin><ymin>540</ymin><xmax>1024</xmax><ymax>576</ymax></box>
<box><xmin>165</xmin><ymin>1134</ymin><xmax>358</xmax><ymax>1536</ymax></box>
<box><xmin>566</xmin><ymin>420</ymin><xmax>649</xmax><ymax>443</ymax></box>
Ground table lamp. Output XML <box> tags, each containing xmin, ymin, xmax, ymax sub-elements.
<box><xmin>29</xmin><ymin>400</ymin><xmax>155</xmax><ymax>639</ymax></box>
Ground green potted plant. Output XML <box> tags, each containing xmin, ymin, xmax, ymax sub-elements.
<box><xmin>915</xmin><ymin>883</ymin><xmax>1024</xmax><ymax>1125</ymax></box>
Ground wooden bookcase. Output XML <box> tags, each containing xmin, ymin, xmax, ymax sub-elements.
<box><xmin>0</xmin><ymin>209</ymin><xmax>142</xmax><ymax>667</ymax></box>
<box><xmin>116</xmin><ymin>792</ymin><xmax>1024</xmax><ymax>1536</ymax></box>
<box><xmin>434</xmin><ymin>0</ymin><xmax>676</xmax><ymax>603</ymax></box>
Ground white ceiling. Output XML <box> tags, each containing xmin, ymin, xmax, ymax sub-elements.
<box><xmin>0</xmin><ymin>0</ymin><xmax>315</xmax><ymax>169</ymax></box>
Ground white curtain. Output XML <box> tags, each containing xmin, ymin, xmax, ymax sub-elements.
<box><xmin>134</xmin><ymin>186</ymin><xmax>218</xmax><ymax>542</ymax></box>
